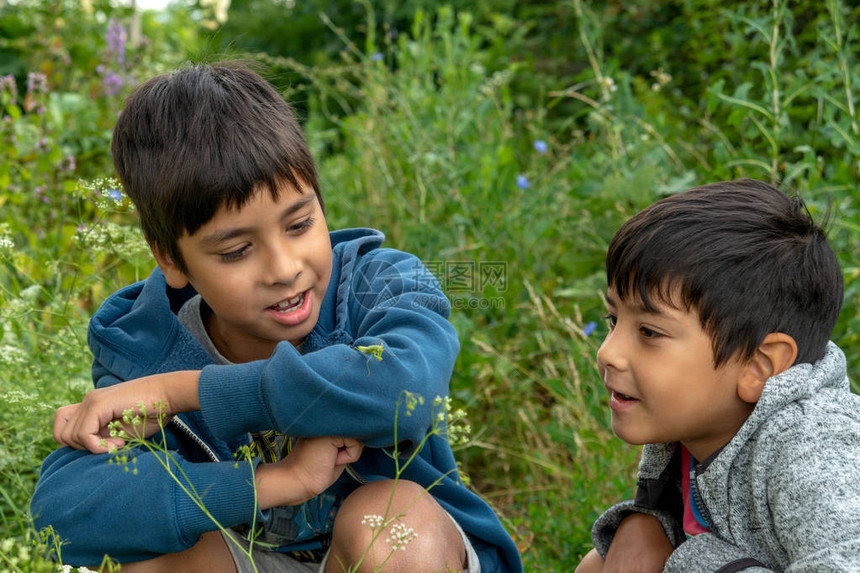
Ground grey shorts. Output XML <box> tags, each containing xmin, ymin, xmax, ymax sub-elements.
<box><xmin>221</xmin><ymin>512</ymin><xmax>481</xmax><ymax>573</ymax></box>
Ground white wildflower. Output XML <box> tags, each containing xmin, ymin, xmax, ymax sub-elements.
<box><xmin>361</xmin><ymin>514</ymin><xmax>385</xmax><ymax>529</ymax></box>
<box><xmin>385</xmin><ymin>522</ymin><xmax>417</xmax><ymax>551</ymax></box>
<box><xmin>599</xmin><ymin>76</ymin><xmax>617</xmax><ymax>93</ymax></box>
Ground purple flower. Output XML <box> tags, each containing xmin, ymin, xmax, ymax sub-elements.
<box><xmin>34</xmin><ymin>185</ymin><xmax>49</xmax><ymax>204</ymax></box>
<box><xmin>106</xmin><ymin>189</ymin><xmax>123</xmax><ymax>202</ymax></box>
<box><xmin>59</xmin><ymin>155</ymin><xmax>76</xmax><ymax>172</ymax></box>
<box><xmin>102</xmin><ymin>69</ymin><xmax>125</xmax><ymax>97</ymax></box>
<box><xmin>582</xmin><ymin>321</ymin><xmax>597</xmax><ymax>337</ymax></box>
<box><xmin>26</xmin><ymin>72</ymin><xmax>48</xmax><ymax>94</ymax></box>
<box><xmin>516</xmin><ymin>174</ymin><xmax>530</xmax><ymax>190</ymax></box>
<box><xmin>106</xmin><ymin>19</ymin><xmax>127</xmax><ymax>63</ymax></box>
<box><xmin>370</xmin><ymin>52</ymin><xmax>384</xmax><ymax>62</ymax></box>
<box><xmin>0</xmin><ymin>75</ymin><xmax>18</xmax><ymax>101</ymax></box>
<box><xmin>534</xmin><ymin>139</ymin><xmax>548</xmax><ymax>154</ymax></box>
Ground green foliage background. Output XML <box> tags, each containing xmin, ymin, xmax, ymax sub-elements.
<box><xmin>1</xmin><ymin>0</ymin><xmax>858</xmax><ymax>570</ymax></box>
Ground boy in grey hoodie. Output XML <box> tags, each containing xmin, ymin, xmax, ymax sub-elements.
<box><xmin>576</xmin><ymin>179</ymin><xmax>857</xmax><ymax>572</ymax></box>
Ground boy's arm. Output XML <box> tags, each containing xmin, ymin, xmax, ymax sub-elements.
<box><xmin>30</xmin><ymin>440</ymin><xmax>259</xmax><ymax>566</ymax></box>
<box><xmin>57</xmin><ymin>250</ymin><xmax>457</xmax><ymax>453</ymax></box>
<box><xmin>255</xmin><ymin>436</ymin><xmax>363</xmax><ymax>509</ymax></box>
<box><xmin>601</xmin><ymin>513</ymin><xmax>674</xmax><ymax>573</ymax></box>
<box><xmin>586</xmin><ymin>443</ymin><xmax>683</xmax><ymax>571</ymax></box>
<box><xmin>53</xmin><ymin>370</ymin><xmax>200</xmax><ymax>453</ymax></box>
<box><xmin>198</xmin><ymin>249</ymin><xmax>458</xmax><ymax>449</ymax></box>
<box><xmin>33</xmin><ymin>431</ymin><xmax>361</xmax><ymax>566</ymax></box>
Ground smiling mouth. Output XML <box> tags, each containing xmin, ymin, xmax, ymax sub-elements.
<box><xmin>270</xmin><ymin>292</ymin><xmax>306</xmax><ymax>313</ymax></box>
<box><xmin>612</xmin><ymin>390</ymin><xmax>637</xmax><ymax>401</ymax></box>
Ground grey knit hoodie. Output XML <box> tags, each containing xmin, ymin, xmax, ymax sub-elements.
<box><xmin>592</xmin><ymin>342</ymin><xmax>860</xmax><ymax>572</ymax></box>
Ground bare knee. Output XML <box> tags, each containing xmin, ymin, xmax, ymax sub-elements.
<box><xmin>328</xmin><ymin>479</ymin><xmax>466</xmax><ymax>573</ymax></box>
<box><xmin>575</xmin><ymin>548</ymin><xmax>604</xmax><ymax>573</ymax></box>
<box><xmin>118</xmin><ymin>531</ymin><xmax>236</xmax><ymax>573</ymax></box>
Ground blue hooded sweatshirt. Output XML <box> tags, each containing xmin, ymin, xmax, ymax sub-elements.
<box><xmin>31</xmin><ymin>228</ymin><xmax>523</xmax><ymax>572</ymax></box>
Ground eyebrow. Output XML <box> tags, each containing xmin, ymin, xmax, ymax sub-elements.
<box><xmin>199</xmin><ymin>194</ymin><xmax>316</xmax><ymax>247</ymax></box>
<box><xmin>604</xmin><ymin>291</ymin><xmax>666</xmax><ymax>316</ymax></box>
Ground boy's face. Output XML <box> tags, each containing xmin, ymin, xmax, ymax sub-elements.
<box><xmin>597</xmin><ymin>286</ymin><xmax>754</xmax><ymax>461</ymax></box>
<box><xmin>156</xmin><ymin>180</ymin><xmax>331</xmax><ymax>363</ymax></box>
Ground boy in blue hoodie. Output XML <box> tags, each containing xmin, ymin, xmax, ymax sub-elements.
<box><xmin>31</xmin><ymin>63</ymin><xmax>522</xmax><ymax>573</ymax></box>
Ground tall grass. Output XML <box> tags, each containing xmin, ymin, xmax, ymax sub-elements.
<box><xmin>261</xmin><ymin>2</ymin><xmax>860</xmax><ymax>567</ymax></box>
<box><xmin>1</xmin><ymin>1</ymin><xmax>858</xmax><ymax>571</ymax></box>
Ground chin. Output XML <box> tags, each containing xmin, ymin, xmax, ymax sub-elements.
<box><xmin>611</xmin><ymin>425</ymin><xmax>651</xmax><ymax>446</ymax></box>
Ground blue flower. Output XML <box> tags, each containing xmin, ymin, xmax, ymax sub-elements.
<box><xmin>106</xmin><ymin>189</ymin><xmax>123</xmax><ymax>202</ymax></box>
<box><xmin>516</xmin><ymin>175</ymin><xmax>530</xmax><ymax>190</ymax></box>
<box><xmin>534</xmin><ymin>140</ymin><xmax>548</xmax><ymax>154</ymax></box>
<box><xmin>582</xmin><ymin>321</ymin><xmax>597</xmax><ymax>337</ymax></box>
<box><xmin>371</xmin><ymin>53</ymin><xmax>384</xmax><ymax>62</ymax></box>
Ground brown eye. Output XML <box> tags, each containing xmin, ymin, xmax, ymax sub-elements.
<box><xmin>640</xmin><ymin>326</ymin><xmax>661</xmax><ymax>338</ymax></box>
<box><xmin>219</xmin><ymin>246</ymin><xmax>248</xmax><ymax>262</ymax></box>
<box><xmin>288</xmin><ymin>217</ymin><xmax>315</xmax><ymax>233</ymax></box>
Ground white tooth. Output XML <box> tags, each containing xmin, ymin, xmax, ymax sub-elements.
<box><xmin>274</xmin><ymin>293</ymin><xmax>304</xmax><ymax>310</ymax></box>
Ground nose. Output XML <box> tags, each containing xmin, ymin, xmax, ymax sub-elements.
<box><xmin>264</xmin><ymin>238</ymin><xmax>302</xmax><ymax>286</ymax></box>
<box><xmin>596</xmin><ymin>327</ymin><xmax>625</xmax><ymax>377</ymax></box>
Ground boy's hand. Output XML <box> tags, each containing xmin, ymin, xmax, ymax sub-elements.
<box><xmin>53</xmin><ymin>371</ymin><xmax>201</xmax><ymax>453</ymax></box>
<box><xmin>603</xmin><ymin>513</ymin><xmax>673</xmax><ymax>573</ymax></box>
<box><xmin>255</xmin><ymin>437</ymin><xmax>364</xmax><ymax>509</ymax></box>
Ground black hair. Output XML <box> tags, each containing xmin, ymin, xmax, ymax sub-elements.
<box><xmin>111</xmin><ymin>62</ymin><xmax>322</xmax><ymax>274</ymax></box>
<box><xmin>606</xmin><ymin>179</ymin><xmax>843</xmax><ymax>366</ymax></box>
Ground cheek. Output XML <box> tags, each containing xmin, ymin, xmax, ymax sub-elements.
<box><xmin>313</xmin><ymin>239</ymin><xmax>333</xmax><ymax>277</ymax></box>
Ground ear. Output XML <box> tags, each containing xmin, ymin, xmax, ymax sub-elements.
<box><xmin>737</xmin><ymin>333</ymin><xmax>798</xmax><ymax>403</ymax></box>
<box><xmin>151</xmin><ymin>245</ymin><xmax>190</xmax><ymax>289</ymax></box>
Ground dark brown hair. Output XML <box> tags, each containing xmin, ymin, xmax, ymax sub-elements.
<box><xmin>606</xmin><ymin>179</ymin><xmax>843</xmax><ymax>366</ymax></box>
<box><xmin>112</xmin><ymin>62</ymin><xmax>322</xmax><ymax>273</ymax></box>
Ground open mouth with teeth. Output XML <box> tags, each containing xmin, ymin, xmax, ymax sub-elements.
<box><xmin>271</xmin><ymin>292</ymin><xmax>305</xmax><ymax>313</ymax></box>
<box><xmin>613</xmin><ymin>391</ymin><xmax>636</xmax><ymax>401</ymax></box>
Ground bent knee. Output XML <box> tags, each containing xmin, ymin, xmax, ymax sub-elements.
<box><xmin>575</xmin><ymin>548</ymin><xmax>604</xmax><ymax>573</ymax></box>
<box><xmin>118</xmin><ymin>531</ymin><xmax>236</xmax><ymax>573</ymax></box>
<box><xmin>330</xmin><ymin>479</ymin><xmax>465</xmax><ymax>572</ymax></box>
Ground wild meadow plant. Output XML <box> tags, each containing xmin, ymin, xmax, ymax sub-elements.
<box><xmin>0</xmin><ymin>63</ymin><xmax>133</xmax><ymax>573</ymax></box>
<box><xmin>4</xmin><ymin>2</ymin><xmax>860</xmax><ymax>571</ymax></box>
<box><xmin>0</xmin><ymin>24</ymin><xmax>156</xmax><ymax>566</ymax></box>
<box><xmin>0</xmin><ymin>180</ymin><xmax>144</xmax><ymax>572</ymax></box>
<box><xmin>247</xmin><ymin>3</ymin><xmax>860</xmax><ymax>567</ymax></box>
<box><xmin>69</xmin><ymin>389</ymin><xmax>472</xmax><ymax>573</ymax></box>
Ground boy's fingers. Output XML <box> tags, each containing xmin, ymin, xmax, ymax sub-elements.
<box><xmin>53</xmin><ymin>403</ymin><xmax>96</xmax><ymax>451</ymax></box>
<box><xmin>53</xmin><ymin>404</ymin><xmax>76</xmax><ymax>445</ymax></box>
<box><xmin>82</xmin><ymin>433</ymin><xmax>120</xmax><ymax>454</ymax></box>
<box><xmin>335</xmin><ymin>441</ymin><xmax>363</xmax><ymax>464</ymax></box>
